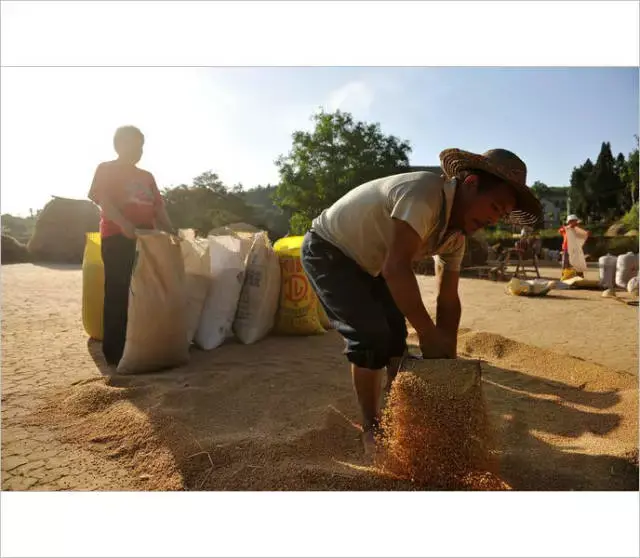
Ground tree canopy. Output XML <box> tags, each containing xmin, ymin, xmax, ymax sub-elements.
<box><xmin>273</xmin><ymin>109</ymin><xmax>412</xmax><ymax>234</ymax></box>
<box><xmin>161</xmin><ymin>171</ymin><xmax>257</xmax><ymax>236</ymax></box>
<box><xmin>567</xmin><ymin>139</ymin><xmax>638</xmax><ymax>223</ymax></box>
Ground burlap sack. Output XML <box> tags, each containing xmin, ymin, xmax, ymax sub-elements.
<box><xmin>117</xmin><ymin>231</ymin><xmax>190</xmax><ymax>374</ymax></box>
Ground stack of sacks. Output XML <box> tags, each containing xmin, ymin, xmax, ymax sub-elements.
<box><xmin>192</xmin><ymin>227</ymin><xmax>283</xmax><ymax>349</ymax></box>
<box><xmin>180</xmin><ymin>228</ymin><xmax>333</xmax><ymax>352</ymax></box>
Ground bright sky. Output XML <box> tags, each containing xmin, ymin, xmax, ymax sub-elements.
<box><xmin>1</xmin><ymin>66</ymin><xmax>638</xmax><ymax>217</ymax></box>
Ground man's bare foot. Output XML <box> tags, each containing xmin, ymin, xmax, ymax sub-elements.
<box><xmin>362</xmin><ymin>429</ymin><xmax>377</xmax><ymax>461</ymax></box>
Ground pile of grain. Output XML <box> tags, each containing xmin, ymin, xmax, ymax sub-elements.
<box><xmin>39</xmin><ymin>364</ymin><xmax>417</xmax><ymax>491</ymax></box>
<box><xmin>40</xmin><ymin>379</ymin><xmax>184</xmax><ymax>490</ymax></box>
<box><xmin>1</xmin><ymin>234</ymin><xmax>30</xmax><ymax>264</ymax></box>
<box><xmin>378</xmin><ymin>358</ymin><xmax>509</xmax><ymax>490</ymax></box>
<box><xmin>27</xmin><ymin>196</ymin><xmax>100</xmax><ymax>263</ymax></box>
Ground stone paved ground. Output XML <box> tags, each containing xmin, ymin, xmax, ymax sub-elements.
<box><xmin>1</xmin><ymin>264</ymin><xmax>141</xmax><ymax>490</ymax></box>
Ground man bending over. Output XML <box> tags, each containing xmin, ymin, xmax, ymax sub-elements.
<box><xmin>300</xmin><ymin>148</ymin><xmax>543</xmax><ymax>455</ymax></box>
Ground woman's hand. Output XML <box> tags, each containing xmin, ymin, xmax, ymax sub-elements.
<box><xmin>121</xmin><ymin>222</ymin><xmax>137</xmax><ymax>239</ymax></box>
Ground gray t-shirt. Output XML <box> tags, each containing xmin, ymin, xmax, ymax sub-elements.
<box><xmin>312</xmin><ymin>171</ymin><xmax>465</xmax><ymax>277</ymax></box>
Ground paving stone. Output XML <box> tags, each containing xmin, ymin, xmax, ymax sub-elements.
<box><xmin>2</xmin><ymin>456</ymin><xmax>28</xmax><ymax>472</ymax></box>
<box><xmin>38</xmin><ymin>469</ymin><xmax>66</xmax><ymax>485</ymax></box>
<box><xmin>5</xmin><ymin>475</ymin><xmax>38</xmax><ymax>491</ymax></box>
<box><xmin>13</xmin><ymin>460</ymin><xmax>46</xmax><ymax>476</ymax></box>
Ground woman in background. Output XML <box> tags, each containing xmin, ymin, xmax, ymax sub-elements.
<box><xmin>559</xmin><ymin>214</ymin><xmax>589</xmax><ymax>278</ymax></box>
<box><xmin>88</xmin><ymin>126</ymin><xmax>175</xmax><ymax>366</ymax></box>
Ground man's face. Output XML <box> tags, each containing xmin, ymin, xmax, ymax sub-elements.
<box><xmin>567</xmin><ymin>219</ymin><xmax>578</xmax><ymax>228</ymax></box>
<box><xmin>456</xmin><ymin>178</ymin><xmax>516</xmax><ymax>235</ymax></box>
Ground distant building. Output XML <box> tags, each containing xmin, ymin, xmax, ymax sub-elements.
<box><xmin>538</xmin><ymin>187</ymin><xmax>570</xmax><ymax>228</ymax></box>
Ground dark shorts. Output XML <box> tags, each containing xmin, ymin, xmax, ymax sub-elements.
<box><xmin>301</xmin><ymin>230</ymin><xmax>408</xmax><ymax>370</ymax></box>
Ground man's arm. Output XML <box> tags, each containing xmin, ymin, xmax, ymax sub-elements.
<box><xmin>382</xmin><ymin>219</ymin><xmax>435</xmax><ymax>334</ymax></box>
<box><xmin>435</xmin><ymin>263</ymin><xmax>461</xmax><ymax>357</ymax></box>
<box><xmin>382</xmin><ymin>219</ymin><xmax>452</xmax><ymax>357</ymax></box>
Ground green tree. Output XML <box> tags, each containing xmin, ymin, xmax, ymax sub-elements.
<box><xmin>274</xmin><ymin>109</ymin><xmax>412</xmax><ymax>234</ymax></box>
<box><xmin>162</xmin><ymin>171</ymin><xmax>255</xmax><ymax>236</ymax></box>
<box><xmin>620</xmin><ymin>135</ymin><xmax>639</xmax><ymax>207</ymax></box>
<box><xmin>192</xmin><ymin>170</ymin><xmax>227</xmax><ymax>195</ymax></box>
<box><xmin>586</xmin><ymin>142</ymin><xmax>625</xmax><ymax>221</ymax></box>
<box><xmin>1</xmin><ymin>213</ymin><xmax>38</xmax><ymax>243</ymax></box>
<box><xmin>569</xmin><ymin>159</ymin><xmax>593</xmax><ymax>221</ymax></box>
<box><xmin>239</xmin><ymin>184</ymin><xmax>291</xmax><ymax>239</ymax></box>
<box><xmin>530</xmin><ymin>180</ymin><xmax>551</xmax><ymax>200</ymax></box>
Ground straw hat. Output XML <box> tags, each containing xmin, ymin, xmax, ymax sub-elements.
<box><xmin>566</xmin><ymin>214</ymin><xmax>581</xmax><ymax>224</ymax></box>
<box><xmin>439</xmin><ymin>148</ymin><xmax>543</xmax><ymax>227</ymax></box>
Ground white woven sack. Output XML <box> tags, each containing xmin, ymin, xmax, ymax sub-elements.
<box><xmin>194</xmin><ymin>235</ymin><xmax>246</xmax><ymax>350</ymax></box>
<box><xmin>179</xmin><ymin>229</ymin><xmax>212</xmax><ymax>344</ymax></box>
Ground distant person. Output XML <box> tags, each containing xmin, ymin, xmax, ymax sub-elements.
<box><xmin>300</xmin><ymin>148</ymin><xmax>543</xmax><ymax>455</ymax></box>
<box><xmin>559</xmin><ymin>214</ymin><xmax>589</xmax><ymax>277</ymax></box>
<box><xmin>88</xmin><ymin>125</ymin><xmax>175</xmax><ymax>366</ymax></box>
<box><xmin>516</xmin><ymin>225</ymin><xmax>540</xmax><ymax>257</ymax></box>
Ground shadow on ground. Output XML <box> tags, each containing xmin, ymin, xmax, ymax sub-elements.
<box><xmin>32</xmin><ymin>263</ymin><xmax>82</xmax><ymax>271</ymax></box>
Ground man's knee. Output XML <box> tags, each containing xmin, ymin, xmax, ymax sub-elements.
<box><xmin>343</xmin><ymin>323</ymin><xmax>395</xmax><ymax>370</ymax></box>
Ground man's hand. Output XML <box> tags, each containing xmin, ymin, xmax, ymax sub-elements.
<box><xmin>419</xmin><ymin>327</ymin><xmax>456</xmax><ymax>359</ymax></box>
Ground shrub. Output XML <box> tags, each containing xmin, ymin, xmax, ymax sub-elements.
<box><xmin>621</xmin><ymin>204</ymin><xmax>639</xmax><ymax>232</ymax></box>
<box><xmin>288</xmin><ymin>213</ymin><xmax>312</xmax><ymax>236</ymax></box>
<box><xmin>483</xmin><ymin>230</ymin><xmax>515</xmax><ymax>244</ymax></box>
<box><xmin>1</xmin><ymin>234</ymin><xmax>30</xmax><ymax>264</ymax></box>
<box><xmin>584</xmin><ymin>236</ymin><xmax>639</xmax><ymax>259</ymax></box>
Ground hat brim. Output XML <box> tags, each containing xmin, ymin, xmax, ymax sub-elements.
<box><xmin>439</xmin><ymin>148</ymin><xmax>543</xmax><ymax>228</ymax></box>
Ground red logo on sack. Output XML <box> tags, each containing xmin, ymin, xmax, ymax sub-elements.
<box><xmin>285</xmin><ymin>274</ymin><xmax>308</xmax><ymax>302</ymax></box>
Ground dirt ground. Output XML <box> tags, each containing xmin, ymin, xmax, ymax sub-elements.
<box><xmin>1</xmin><ymin>263</ymin><xmax>638</xmax><ymax>491</ymax></box>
